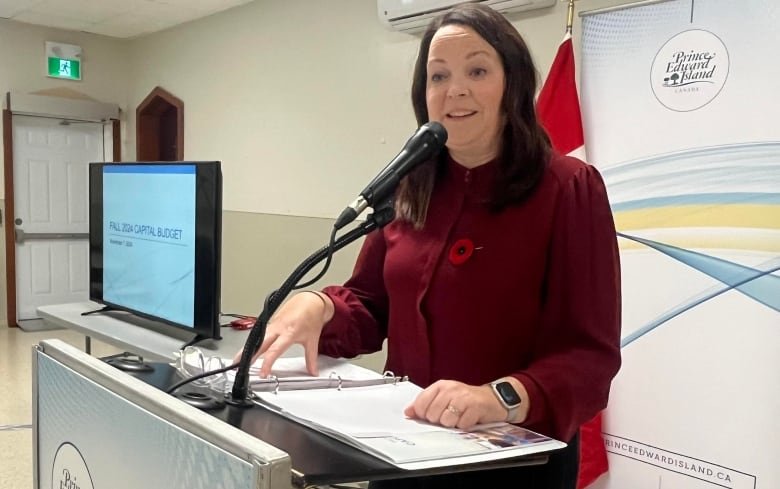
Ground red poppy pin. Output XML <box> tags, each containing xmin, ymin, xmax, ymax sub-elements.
<box><xmin>448</xmin><ymin>238</ymin><xmax>475</xmax><ymax>265</ymax></box>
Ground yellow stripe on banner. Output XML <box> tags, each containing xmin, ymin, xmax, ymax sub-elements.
<box><xmin>617</xmin><ymin>233</ymin><xmax>780</xmax><ymax>252</ymax></box>
<box><xmin>614</xmin><ymin>205</ymin><xmax>780</xmax><ymax>230</ymax></box>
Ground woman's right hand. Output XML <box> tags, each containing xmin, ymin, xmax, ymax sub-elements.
<box><xmin>233</xmin><ymin>291</ymin><xmax>334</xmax><ymax>378</ymax></box>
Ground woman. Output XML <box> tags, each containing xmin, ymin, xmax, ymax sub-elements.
<box><xmin>250</xmin><ymin>4</ymin><xmax>621</xmax><ymax>488</ymax></box>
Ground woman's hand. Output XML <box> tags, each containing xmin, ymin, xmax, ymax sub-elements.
<box><xmin>403</xmin><ymin>379</ymin><xmax>528</xmax><ymax>430</ymax></box>
<box><xmin>232</xmin><ymin>291</ymin><xmax>333</xmax><ymax>377</ymax></box>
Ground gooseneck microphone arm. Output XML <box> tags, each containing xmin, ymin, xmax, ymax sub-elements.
<box><xmin>229</xmin><ymin>203</ymin><xmax>396</xmax><ymax>405</ymax></box>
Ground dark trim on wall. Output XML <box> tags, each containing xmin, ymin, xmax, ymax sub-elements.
<box><xmin>112</xmin><ymin>118</ymin><xmax>121</xmax><ymax>161</ymax></box>
<box><xmin>3</xmin><ymin>106</ymin><xmax>17</xmax><ymax>328</ymax></box>
<box><xmin>136</xmin><ymin>86</ymin><xmax>184</xmax><ymax>161</ymax></box>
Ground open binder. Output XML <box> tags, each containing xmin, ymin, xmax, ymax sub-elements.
<box><xmin>174</xmin><ymin>348</ymin><xmax>404</xmax><ymax>391</ymax></box>
<box><xmin>176</xmin><ymin>351</ymin><xmax>566</xmax><ymax>470</ymax></box>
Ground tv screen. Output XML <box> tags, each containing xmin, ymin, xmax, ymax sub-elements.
<box><xmin>89</xmin><ymin>162</ymin><xmax>222</xmax><ymax>340</ymax></box>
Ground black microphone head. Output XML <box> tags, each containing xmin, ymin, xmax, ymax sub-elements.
<box><xmin>355</xmin><ymin>121</ymin><xmax>449</xmax><ymax>210</ymax></box>
<box><xmin>422</xmin><ymin>121</ymin><xmax>448</xmax><ymax>147</ymax></box>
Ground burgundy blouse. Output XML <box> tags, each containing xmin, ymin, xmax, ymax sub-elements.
<box><xmin>320</xmin><ymin>153</ymin><xmax>621</xmax><ymax>441</ymax></box>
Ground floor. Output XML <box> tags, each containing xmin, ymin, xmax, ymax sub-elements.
<box><xmin>0</xmin><ymin>326</ymin><xmax>121</xmax><ymax>488</ymax></box>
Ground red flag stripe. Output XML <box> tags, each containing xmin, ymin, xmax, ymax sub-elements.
<box><xmin>537</xmin><ymin>35</ymin><xmax>586</xmax><ymax>157</ymax></box>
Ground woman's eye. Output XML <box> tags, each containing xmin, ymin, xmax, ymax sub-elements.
<box><xmin>471</xmin><ymin>68</ymin><xmax>487</xmax><ymax>78</ymax></box>
<box><xmin>430</xmin><ymin>72</ymin><xmax>447</xmax><ymax>82</ymax></box>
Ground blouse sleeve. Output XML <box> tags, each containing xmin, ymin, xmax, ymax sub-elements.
<box><xmin>318</xmin><ymin>231</ymin><xmax>389</xmax><ymax>358</ymax></box>
<box><xmin>515</xmin><ymin>162</ymin><xmax>622</xmax><ymax>441</ymax></box>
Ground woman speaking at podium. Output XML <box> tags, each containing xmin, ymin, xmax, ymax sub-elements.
<box><xmin>242</xmin><ymin>4</ymin><xmax>621</xmax><ymax>488</ymax></box>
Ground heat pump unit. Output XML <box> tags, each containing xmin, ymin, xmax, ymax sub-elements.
<box><xmin>378</xmin><ymin>0</ymin><xmax>556</xmax><ymax>33</ymax></box>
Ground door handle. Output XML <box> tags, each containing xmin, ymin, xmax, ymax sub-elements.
<box><xmin>15</xmin><ymin>228</ymin><xmax>89</xmax><ymax>244</ymax></box>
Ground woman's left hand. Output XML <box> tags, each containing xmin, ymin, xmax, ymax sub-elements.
<box><xmin>403</xmin><ymin>380</ymin><xmax>508</xmax><ymax>430</ymax></box>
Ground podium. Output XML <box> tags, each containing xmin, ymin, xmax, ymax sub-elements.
<box><xmin>33</xmin><ymin>339</ymin><xmax>548</xmax><ymax>488</ymax></box>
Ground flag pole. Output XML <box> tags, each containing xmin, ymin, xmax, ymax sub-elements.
<box><xmin>566</xmin><ymin>0</ymin><xmax>576</xmax><ymax>34</ymax></box>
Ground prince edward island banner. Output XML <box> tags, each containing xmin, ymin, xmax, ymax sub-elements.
<box><xmin>579</xmin><ymin>1</ymin><xmax>779</xmax><ymax>488</ymax></box>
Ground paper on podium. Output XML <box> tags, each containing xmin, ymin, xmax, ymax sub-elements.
<box><xmin>251</xmin><ymin>359</ymin><xmax>566</xmax><ymax>470</ymax></box>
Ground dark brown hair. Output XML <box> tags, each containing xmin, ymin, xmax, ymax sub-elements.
<box><xmin>396</xmin><ymin>3</ymin><xmax>550</xmax><ymax>226</ymax></box>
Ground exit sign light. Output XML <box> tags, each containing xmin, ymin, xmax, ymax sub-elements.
<box><xmin>45</xmin><ymin>42</ymin><xmax>82</xmax><ymax>81</ymax></box>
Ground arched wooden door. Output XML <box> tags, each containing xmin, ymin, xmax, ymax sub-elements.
<box><xmin>136</xmin><ymin>86</ymin><xmax>183</xmax><ymax>161</ymax></box>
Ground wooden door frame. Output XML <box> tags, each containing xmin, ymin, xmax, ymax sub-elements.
<box><xmin>3</xmin><ymin>93</ymin><xmax>121</xmax><ymax>327</ymax></box>
<box><xmin>136</xmin><ymin>86</ymin><xmax>184</xmax><ymax>161</ymax></box>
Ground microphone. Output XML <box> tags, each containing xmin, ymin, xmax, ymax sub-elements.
<box><xmin>334</xmin><ymin>121</ymin><xmax>447</xmax><ymax>230</ymax></box>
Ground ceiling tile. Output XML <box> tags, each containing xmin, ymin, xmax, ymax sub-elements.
<box><xmin>0</xmin><ymin>0</ymin><xmax>45</xmax><ymax>18</ymax></box>
<box><xmin>134</xmin><ymin>1</ymin><xmax>203</xmax><ymax>23</ymax></box>
<box><xmin>2</xmin><ymin>0</ymin><xmax>257</xmax><ymax>39</ymax></box>
<box><xmin>155</xmin><ymin>0</ymin><xmax>253</xmax><ymax>14</ymax></box>
<box><xmin>85</xmin><ymin>12</ymin><xmax>176</xmax><ymax>39</ymax></box>
<box><xmin>12</xmin><ymin>10</ymin><xmax>91</xmax><ymax>31</ymax></box>
<box><xmin>28</xmin><ymin>0</ymin><xmax>142</xmax><ymax>23</ymax></box>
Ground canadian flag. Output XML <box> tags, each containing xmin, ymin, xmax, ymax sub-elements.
<box><xmin>537</xmin><ymin>33</ymin><xmax>609</xmax><ymax>489</ymax></box>
<box><xmin>538</xmin><ymin>32</ymin><xmax>586</xmax><ymax>159</ymax></box>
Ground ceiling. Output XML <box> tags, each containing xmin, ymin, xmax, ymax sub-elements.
<box><xmin>0</xmin><ymin>0</ymin><xmax>255</xmax><ymax>39</ymax></box>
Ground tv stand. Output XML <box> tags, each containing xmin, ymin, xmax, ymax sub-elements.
<box><xmin>80</xmin><ymin>304</ymin><xmax>118</xmax><ymax>317</ymax></box>
<box><xmin>37</xmin><ymin>302</ymin><xmax>269</xmax><ymax>362</ymax></box>
<box><xmin>181</xmin><ymin>333</ymin><xmax>211</xmax><ymax>350</ymax></box>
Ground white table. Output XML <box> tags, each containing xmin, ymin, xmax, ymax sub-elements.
<box><xmin>37</xmin><ymin>301</ymin><xmax>299</xmax><ymax>362</ymax></box>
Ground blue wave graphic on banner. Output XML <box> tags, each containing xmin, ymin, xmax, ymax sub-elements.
<box><xmin>612</xmin><ymin>192</ymin><xmax>780</xmax><ymax>212</ymax></box>
<box><xmin>601</xmin><ymin>142</ymin><xmax>780</xmax><ymax>207</ymax></box>
<box><xmin>617</xmin><ymin>232</ymin><xmax>780</xmax><ymax>347</ymax></box>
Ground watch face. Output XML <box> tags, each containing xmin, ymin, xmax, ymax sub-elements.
<box><xmin>495</xmin><ymin>381</ymin><xmax>522</xmax><ymax>406</ymax></box>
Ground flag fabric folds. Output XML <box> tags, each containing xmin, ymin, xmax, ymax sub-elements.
<box><xmin>536</xmin><ymin>33</ymin><xmax>609</xmax><ymax>489</ymax></box>
<box><xmin>537</xmin><ymin>33</ymin><xmax>586</xmax><ymax>160</ymax></box>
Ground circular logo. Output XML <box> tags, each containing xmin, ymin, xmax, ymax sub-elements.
<box><xmin>650</xmin><ymin>29</ymin><xmax>730</xmax><ymax>112</ymax></box>
<box><xmin>52</xmin><ymin>442</ymin><xmax>94</xmax><ymax>489</ymax></box>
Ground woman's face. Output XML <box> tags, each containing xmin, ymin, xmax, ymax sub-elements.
<box><xmin>425</xmin><ymin>24</ymin><xmax>506</xmax><ymax>166</ymax></box>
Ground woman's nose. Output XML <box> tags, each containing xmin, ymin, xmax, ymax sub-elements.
<box><xmin>447</xmin><ymin>80</ymin><xmax>469</xmax><ymax>98</ymax></box>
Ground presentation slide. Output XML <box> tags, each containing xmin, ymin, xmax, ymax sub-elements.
<box><xmin>102</xmin><ymin>165</ymin><xmax>196</xmax><ymax>327</ymax></box>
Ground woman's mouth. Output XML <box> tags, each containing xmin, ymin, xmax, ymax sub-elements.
<box><xmin>447</xmin><ymin>110</ymin><xmax>477</xmax><ymax>119</ymax></box>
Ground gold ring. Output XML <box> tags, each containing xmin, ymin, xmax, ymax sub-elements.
<box><xmin>446</xmin><ymin>404</ymin><xmax>461</xmax><ymax>416</ymax></box>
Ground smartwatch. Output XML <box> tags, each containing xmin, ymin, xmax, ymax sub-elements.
<box><xmin>490</xmin><ymin>379</ymin><xmax>522</xmax><ymax>422</ymax></box>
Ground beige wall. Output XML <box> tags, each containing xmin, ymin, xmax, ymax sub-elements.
<box><xmin>220</xmin><ymin>210</ymin><xmax>361</xmax><ymax>315</ymax></box>
<box><xmin>0</xmin><ymin>0</ymin><xmax>634</xmax><ymax>349</ymax></box>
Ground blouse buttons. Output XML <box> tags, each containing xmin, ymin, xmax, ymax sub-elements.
<box><xmin>464</xmin><ymin>170</ymin><xmax>472</xmax><ymax>184</ymax></box>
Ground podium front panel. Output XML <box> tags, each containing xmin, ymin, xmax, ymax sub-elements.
<box><xmin>33</xmin><ymin>340</ymin><xmax>292</xmax><ymax>489</ymax></box>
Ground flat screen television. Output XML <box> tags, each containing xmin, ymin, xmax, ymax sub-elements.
<box><xmin>88</xmin><ymin>162</ymin><xmax>222</xmax><ymax>340</ymax></box>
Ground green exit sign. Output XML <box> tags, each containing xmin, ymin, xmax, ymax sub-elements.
<box><xmin>47</xmin><ymin>57</ymin><xmax>81</xmax><ymax>80</ymax></box>
<box><xmin>45</xmin><ymin>41</ymin><xmax>82</xmax><ymax>81</ymax></box>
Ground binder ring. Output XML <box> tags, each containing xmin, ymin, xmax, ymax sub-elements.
<box><xmin>270</xmin><ymin>375</ymin><xmax>280</xmax><ymax>395</ymax></box>
<box><xmin>328</xmin><ymin>372</ymin><xmax>344</xmax><ymax>391</ymax></box>
<box><xmin>383</xmin><ymin>371</ymin><xmax>405</xmax><ymax>385</ymax></box>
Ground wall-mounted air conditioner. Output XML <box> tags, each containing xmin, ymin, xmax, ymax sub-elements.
<box><xmin>377</xmin><ymin>0</ymin><xmax>556</xmax><ymax>33</ymax></box>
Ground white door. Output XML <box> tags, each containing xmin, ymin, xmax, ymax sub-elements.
<box><xmin>13</xmin><ymin>115</ymin><xmax>105</xmax><ymax>322</ymax></box>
